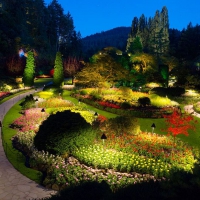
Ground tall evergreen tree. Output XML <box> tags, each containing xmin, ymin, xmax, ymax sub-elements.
<box><xmin>126</xmin><ymin>6</ymin><xmax>169</xmax><ymax>57</ymax></box>
<box><xmin>128</xmin><ymin>36</ymin><xmax>143</xmax><ymax>53</ymax></box>
<box><xmin>53</xmin><ymin>51</ymin><xmax>64</xmax><ymax>86</ymax></box>
<box><xmin>126</xmin><ymin>17</ymin><xmax>138</xmax><ymax>51</ymax></box>
<box><xmin>23</xmin><ymin>51</ymin><xmax>35</xmax><ymax>86</ymax></box>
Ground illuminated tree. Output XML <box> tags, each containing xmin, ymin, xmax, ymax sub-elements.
<box><xmin>63</xmin><ymin>57</ymin><xmax>82</xmax><ymax>84</ymax></box>
<box><xmin>99</xmin><ymin>116</ymin><xmax>140</xmax><ymax>137</ymax></box>
<box><xmin>163</xmin><ymin>110</ymin><xmax>196</xmax><ymax>145</ymax></box>
<box><xmin>159</xmin><ymin>64</ymin><xmax>169</xmax><ymax>87</ymax></box>
<box><xmin>53</xmin><ymin>51</ymin><xmax>64</xmax><ymax>87</ymax></box>
<box><xmin>76</xmin><ymin>53</ymin><xmax>130</xmax><ymax>88</ymax></box>
<box><xmin>130</xmin><ymin>53</ymin><xmax>157</xmax><ymax>73</ymax></box>
<box><xmin>22</xmin><ymin>51</ymin><xmax>35</xmax><ymax>86</ymax></box>
<box><xmin>128</xmin><ymin>36</ymin><xmax>143</xmax><ymax>54</ymax></box>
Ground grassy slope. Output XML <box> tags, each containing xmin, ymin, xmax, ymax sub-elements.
<box><xmin>2</xmin><ymin>101</ymin><xmax>43</xmax><ymax>183</ymax></box>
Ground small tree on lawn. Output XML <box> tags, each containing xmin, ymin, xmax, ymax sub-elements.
<box><xmin>63</xmin><ymin>56</ymin><xmax>82</xmax><ymax>85</ymax></box>
<box><xmin>53</xmin><ymin>52</ymin><xmax>64</xmax><ymax>87</ymax></box>
<box><xmin>163</xmin><ymin>110</ymin><xmax>196</xmax><ymax>147</ymax></box>
<box><xmin>22</xmin><ymin>51</ymin><xmax>35</xmax><ymax>87</ymax></box>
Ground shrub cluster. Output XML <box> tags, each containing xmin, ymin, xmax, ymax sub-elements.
<box><xmin>34</xmin><ymin>110</ymin><xmax>96</xmax><ymax>155</ymax></box>
<box><xmin>19</xmin><ymin>94</ymin><xmax>36</xmax><ymax>109</ymax></box>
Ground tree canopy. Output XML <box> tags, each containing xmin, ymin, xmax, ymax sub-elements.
<box><xmin>76</xmin><ymin>48</ymin><xmax>131</xmax><ymax>87</ymax></box>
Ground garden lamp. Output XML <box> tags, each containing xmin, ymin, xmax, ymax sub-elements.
<box><xmin>41</xmin><ymin>108</ymin><xmax>45</xmax><ymax>112</ymax></box>
<box><xmin>101</xmin><ymin>133</ymin><xmax>107</xmax><ymax>145</ymax></box>
<box><xmin>151</xmin><ymin>123</ymin><xmax>156</xmax><ymax>134</ymax></box>
<box><xmin>94</xmin><ymin>112</ymin><xmax>98</xmax><ymax>119</ymax></box>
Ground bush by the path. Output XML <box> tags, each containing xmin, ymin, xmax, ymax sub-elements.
<box><xmin>19</xmin><ymin>94</ymin><xmax>36</xmax><ymax>109</ymax></box>
<box><xmin>34</xmin><ymin>110</ymin><xmax>96</xmax><ymax>155</ymax></box>
<box><xmin>151</xmin><ymin>87</ymin><xmax>185</xmax><ymax>97</ymax></box>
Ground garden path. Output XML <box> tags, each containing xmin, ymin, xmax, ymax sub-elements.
<box><xmin>0</xmin><ymin>89</ymin><xmax>56</xmax><ymax>200</ymax></box>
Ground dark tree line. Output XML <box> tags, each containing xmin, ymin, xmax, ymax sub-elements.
<box><xmin>0</xmin><ymin>0</ymin><xmax>82</xmax><ymax>70</ymax></box>
<box><xmin>126</xmin><ymin>6</ymin><xmax>169</xmax><ymax>58</ymax></box>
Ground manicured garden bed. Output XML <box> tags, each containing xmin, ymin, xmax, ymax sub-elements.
<box><xmin>71</xmin><ymin>87</ymin><xmax>178</xmax><ymax>118</ymax></box>
<box><xmin>7</xmin><ymin>89</ymin><xmax>199</xmax><ymax>193</ymax></box>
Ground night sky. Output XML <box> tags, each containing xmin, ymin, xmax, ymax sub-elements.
<box><xmin>44</xmin><ymin>0</ymin><xmax>200</xmax><ymax>38</ymax></box>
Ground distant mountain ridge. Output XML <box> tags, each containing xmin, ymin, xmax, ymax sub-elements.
<box><xmin>81</xmin><ymin>27</ymin><xmax>131</xmax><ymax>59</ymax></box>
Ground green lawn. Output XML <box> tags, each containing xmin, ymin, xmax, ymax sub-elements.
<box><xmin>2</xmin><ymin>101</ymin><xmax>43</xmax><ymax>183</ymax></box>
<box><xmin>34</xmin><ymin>78</ymin><xmax>53</xmax><ymax>88</ymax></box>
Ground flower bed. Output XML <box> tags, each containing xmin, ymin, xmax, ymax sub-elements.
<box><xmin>44</xmin><ymin>156</ymin><xmax>159</xmax><ymax>191</ymax></box>
<box><xmin>72</xmin><ymin>87</ymin><xmax>177</xmax><ymax>118</ymax></box>
<box><xmin>38</xmin><ymin>97</ymin><xmax>74</xmax><ymax>108</ymax></box>
<box><xmin>12</xmin><ymin>108</ymin><xmax>49</xmax><ymax>132</ymax></box>
<box><xmin>72</xmin><ymin>132</ymin><xmax>196</xmax><ymax>178</ymax></box>
<box><xmin>11</xmin><ymin>96</ymin><xmax>198</xmax><ymax>192</ymax></box>
<box><xmin>0</xmin><ymin>91</ymin><xmax>11</xmax><ymax>100</ymax></box>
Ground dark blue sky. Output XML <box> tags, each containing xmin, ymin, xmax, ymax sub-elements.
<box><xmin>44</xmin><ymin>0</ymin><xmax>200</xmax><ymax>38</ymax></box>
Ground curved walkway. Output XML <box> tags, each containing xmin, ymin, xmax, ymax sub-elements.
<box><xmin>0</xmin><ymin>89</ymin><xmax>56</xmax><ymax>200</ymax></box>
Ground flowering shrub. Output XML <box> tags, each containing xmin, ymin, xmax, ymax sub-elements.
<box><xmin>77</xmin><ymin>88</ymin><xmax>148</xmax><ymax>105</ymax></box>
<box><xmin>150</xmin><ymin>94</ymin><xmax>172</xmax><ymax>107</ymax></box>
<box><xmin>72</xmin><ymin>138</ymin><xmax>196</xmax><ymax>179</ymax></box>
<box><xmin>35</xmin><ymin>91</ymin><xmax>54</xmax><ymax>99</ymax></box>
<box><xmin>12</xmin><ymin>108</ymin><xmax>49</xmax><ymax>132</ymax></box>
<box><xmin>15</xmin><ymin>130</ymin><xmax>35</xmax><ymax>149</ymax></box>
<box><xmin>163</xmin><ymin>110</ymin><xmax>196</xmax><ymax>138</ymax></box>
<box><xmin>193</xmin><ymin>102</ymin><xmax>200</xmax><ymax>113</ymax></box>
<box><xmin>101</xmin><ymin>132</ymin><xmax>196</xmax><ymax>167</ymax></box>
<box><xmin>0</xmin><ymin>84</ymin><xmax>12</xmax><ymax>92</ymax></box>
<box><xmin>50</xmin><ymin>106</ymin><xmax>98</xmax><ymax>124</ymax></box>
<box><xmin>44</xmin><ymin>156</ymin><xmax>158</xmax><ymax>191</ymax></box>
<box><xmin>98</xmin><ymin>101</ymin><xmax>121</xmax><ymax>109</ymax></box>
<box><xmin>0</xmin><ymin>91</ymin><xmax>11</xmax><ymax>99</ymax></box>
<box><xmin>30</xmin><ymin>149</ymin><xmax>64</xmax><ymax>171</ymax></box>
<box><xmin>72</xmin><ymin>144</ymin><xmax>171</xmax><ymax>178</ymax></box>
<box><xmin>38</xmin><ymin>97</ymin><xmax>74</xmax><ymax>108</ymax></box>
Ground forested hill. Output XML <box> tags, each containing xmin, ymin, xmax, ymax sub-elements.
<box><xmin>81</xmin><ymin>27</ymin><xmax>131</xmax><ymax>59</ymax></box>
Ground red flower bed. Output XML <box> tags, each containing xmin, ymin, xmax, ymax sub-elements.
<box><xmin>0</xmin><ymin>92</ymin><xmax>11</xmax><ymax>99</ymax></box>
<box><xmin>98</xmin><ymin>101</ymin><xmax>121</xmax><ymax>109</ymax></box>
